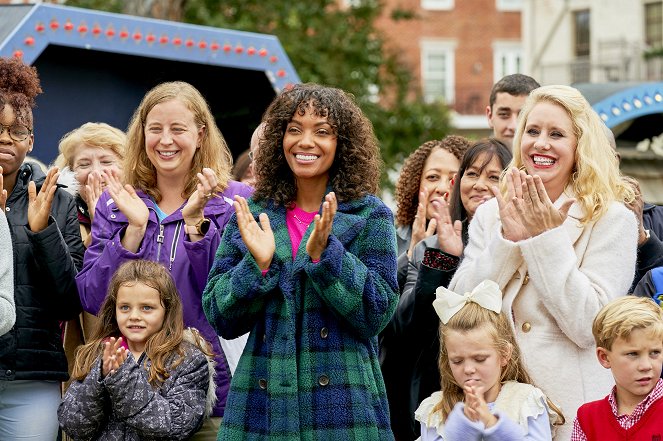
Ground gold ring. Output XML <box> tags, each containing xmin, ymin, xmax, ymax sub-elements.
<box><xmin>205</xmin><ymin>192</ymin><xmax>213</xmax><ymax>198</ymax></box>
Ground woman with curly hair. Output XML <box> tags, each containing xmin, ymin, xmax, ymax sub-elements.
<box><xmin>203</xmin><ymin>83</ymin><xmax>399</xmax><ymax>440</ymax></box>
<box><xmin>0</xmin><ymin>57</ymin><xmax>84</xmax><ymax>438</ymax></box>
<box><xmin>394</xmin><ymin>136</ymin><xmax>470</xmax><ymax>290</ymax></box>
<box><xmin>75</xmin><ymin>81</ymin><xmax>253</xmax><ymax>438</ymax></box>
<box><xmin>449</xmin><ymin>85</ymin><xmax>638</xmax><ymax>439</ymax></box>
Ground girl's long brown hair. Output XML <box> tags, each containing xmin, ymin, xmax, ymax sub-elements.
<box><xmin>434</xmin><ymin>302</ymin><xmax>564</xmax><ymax>426</ymax></box>
<box><xmin>71</xmin><ymin>260</ymin><xmax>211</xmax><ymax>388</ymax></box>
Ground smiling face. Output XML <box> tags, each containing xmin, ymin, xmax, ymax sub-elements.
<box><xmin>144</xmin><ymin>99</ymin><xmax>204</xmax><ymax>183</ymax></box>
<box><xmin>445</xmin><ymin>326</ymin><xmax>509</xmax><ymax>403</ymax></box>
<box><xmin>486</xmin><ymin>92</ymin><xmax>528</xmax><ymax>148</ymax></box>
<box><xmin>520</xmin><ymin>101</ymin><xmax>577</xmax><ymax>201</ymax></box>
<box><xmin>72</xmin><ymin>145</ymin><xmax>122</xmax><ymax>187</ymax></box>
<box><xmin>420</xmin><ymin>148</ymin><xmax>460</xmax><ymax>219</ymax></box>
<box><xmin>597</xmin><ymin>328</ymin><xmax>663</xmax><ymax>412</ymax></box>
<box><xmin>115</xmin><ymin>282</ymin><xmax>165</xmax><ymax>358</ymax></box>
<box><xmin>460</xmin><ymin>153</ymin><xmax>502</xmax><ymax>220</ymax></box>
<box><xmin>0</xmin><ymin>104</ymin><xmax>33</xmax><ymax>188</ymax></box>
<box><xmin>283</xmin><ymin>104</ymin><xmax>337</xmax><ymax>187</ymax></box>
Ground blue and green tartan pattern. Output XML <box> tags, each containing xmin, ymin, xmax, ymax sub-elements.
<box><xmin>203</xmin><ymin>194</ymin><xmax>398</xmax><ymax>440</ymax></box>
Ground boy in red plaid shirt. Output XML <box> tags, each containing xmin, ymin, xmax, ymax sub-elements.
<box><xmin>572</xmin><ymin>296</ymin><xmax>663</xmax><ymax>440</ymax></box>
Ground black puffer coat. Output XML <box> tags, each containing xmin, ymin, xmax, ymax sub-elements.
<box><xmin>0</xmin><ymin>163</ymin><xmax>84</xmax><ymax>381</ymax></box>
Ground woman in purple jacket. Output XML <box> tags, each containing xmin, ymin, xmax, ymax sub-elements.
<box><xmin>75</xmin><ymin>81</ymin><xmax>252</xmax><ymax>438</ymax></box>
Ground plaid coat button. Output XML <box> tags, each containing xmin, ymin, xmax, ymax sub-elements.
<box><xmin>318</xmin><ymin>375</ymin><xmax>329</xmax><ymax>386</ymax></box>
<box><xmin>320</xmin><ymin>327</ymin><xmax>329</xmax><ymax>339</ymax></box>
<box><xmin>259</xmin><ymin>379</ymin><xmax>267</xmax><ymax>389</ymax></box>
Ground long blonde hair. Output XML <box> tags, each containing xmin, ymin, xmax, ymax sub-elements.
<box><xmin>504</xmin><ymin>85</ymin><xmax>634</xmax><ymax>224</ymax></box>
<box><xmin>71</xmin><ymin>260</ymin><xmax>212</xmax><ymax>388</ymax></box>
<box><xmin>123</xmin><ymin>81</ymin><xmax>233</xmax><ymax>202</ymax></box>
<box><xmin>434</xmin><ymin>302</ymin><xmax>564</xmax><ymax>425</ymax></box>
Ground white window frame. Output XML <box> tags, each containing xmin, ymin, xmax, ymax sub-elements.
<box><xmin>492</xmin><ymin>41</ymin><xmax>523</xmax><ymax>83</ymax></box>
<box><xmin>420</xmin><ymin>40</ymin><xmax>456</xmax><ymax>104</ymax></box>
<box><xmin>496</xmin><ymin>0</ymin><xmax>523</xmax><ymax>11</ymax></box>
<box><xmin>421</xmin><ymin>0</ymin><xmax>454</xmax><ymax>11</ymax></box>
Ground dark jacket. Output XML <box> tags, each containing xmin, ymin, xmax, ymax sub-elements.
<box><xmin>0</xmin><ymin>163</ymin><xmax>84</xmax><ymax>381</ymax></box>
<box><xmin>381</xmin><ymin>223</ymin><xmax>466</xmax><ymax>441</ymax></box>
<box><xmin>631</xmin><ymin>203</ymin><xmax>663</xmax><ymax>292</ymax></box>
<box><xmin>59</xmin><ymin>333</ymin><xmax>216</xmax><ymax>441</ymax></box>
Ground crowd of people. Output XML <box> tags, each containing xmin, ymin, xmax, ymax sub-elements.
<box><xmin>0</xmin><ymin>54</ymin><xmax>661</xmax><ymax>441</ymax></box>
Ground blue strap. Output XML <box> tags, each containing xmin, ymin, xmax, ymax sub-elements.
<box><xmin>649</xmin><ymin>267</ymin><xmax>663</xmax><ymax>306</ymax></box>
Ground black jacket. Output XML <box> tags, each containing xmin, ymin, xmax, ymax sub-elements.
<box><xmin>631</xmin><ymin>203</ymin><xmax>663</xmax><ymax>292</ymax></box>
<box><xmin>381</xmin><ymin>222</ymin><xmax>467</xmax><ymax>441</ymax></box>
<box><xmin>0</xmin><ymin>163</ymin><xmax>84</xmax><ymax>381</ymax></box>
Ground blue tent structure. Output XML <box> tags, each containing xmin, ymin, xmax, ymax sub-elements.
<box><xmin>0</xmin><ymin>3</ymin><xmax>301</xmax><ymax>164</ymax></box>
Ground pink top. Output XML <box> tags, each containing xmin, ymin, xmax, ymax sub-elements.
<box><xmin>286</xmin><ymin>205</ymin><xmax>318</xmax><ymax>261</ymax></box>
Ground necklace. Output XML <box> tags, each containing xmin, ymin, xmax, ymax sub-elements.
<box><xmin>293</xmin><ymin>213</ymin><xmax>310</xmax><ymax>225</ymax></box>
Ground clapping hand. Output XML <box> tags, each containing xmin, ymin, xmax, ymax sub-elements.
<box><xmin>27</xmin><ymin>167</ymin><xmax>60</xmax><ymax>233</ymax></box>
<box><xmin>182</xmin><ymin>168</ymin><xmax>219</xmax><ymax>224</ymax></box>
<box><xmin>463</xmin><ymin>385</ymin><xmax>498</xmax><ymax>428</ymax></box>
<box><xmin>306</xmin><ymin>192</ymin><xmax>337</xmax><ymax>261</ymax></box>
<box><xmin>103</xmin><ymin>169</ymin><xmax>149</xmax><ymax>252</ymax></box>
<box><xmin>101</xmin><ymin>337</ymin><xmax>128</xmax><ymax>378</ymax></box>
<box><xmin>430</xmin><ymin>198</ymin><xmax>463</xmax><ymax>257</ymax></box>
<box><xmin>408</xmin><ymin>188</ymin><xmax>437</xmax><ymax>258</ymax></box>
<box><xmin>83</xmin><ymin>171</ymin><xmax>104</xmax><ymax>221</ymax></box>
<box><xmin>234</xmin><ymin>195</ymin><xmax>275</xmax><ymax>271</ymax></box>
<box><xmin>492</xmin><ymin>168</ymin><xmax>574</xmax><ymax>241</ymax></box>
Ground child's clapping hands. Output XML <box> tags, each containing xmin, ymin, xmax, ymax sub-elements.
<box><xmin>102</xmin><ymin>336</ymin><xmax>128</xmax><ymax>377</ymax></box>
<box><xmin>463</xmin><ymin>385</ymin><xmax>498</xmax><ymax>428</ymax></box>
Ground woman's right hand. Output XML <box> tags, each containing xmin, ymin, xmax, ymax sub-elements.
<box><xmin>491</xmin><ymin>167</ymin><xmax>531</xmax><ymax>242</ymax></box>
<box><xmin>83</xmin><ymin>171</ymin><xmax>104</xmax><ymax>221</ymax></box>
<box><xmin>104</xmin><ymin>170</ymin><xmax>148</xmax><ymax>252</ymax></box>
<box><xmin>234</xmin><ymin>195</ymin><xmax>275</xmax><ymax>271</ymax></box>
<box><xmin>407</xmin><ymin>189</ymin><xmax>437</xmax><ymax>258</ymax></box>
<box><xmin>430</xmin><ymin>198</ymin><xmax>463</xmax><ymax>257</ymax></box>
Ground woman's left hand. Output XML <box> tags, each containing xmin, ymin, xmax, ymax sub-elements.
<box><xmin>306</xmin><ymin>192</ymin><xmax>337</xmax><ymax>261</ymax></box>
<box><xmin>516</xmin><ymin>173</ymin><xmax>575</xmax><ymax>237</ymax></box>
<box><xmin>182</xmin><ymin>168</ymin><xmax>218</xmax><ymax>224</ymax></box>
<box><xmin>83</xmin><ymin>171</ymin><xmax>104</xmax><ymax>221</ymax></box>
<box><xmin>28</xmin><ymin>167</ymin><xmax>60</xmax><ymax>233</ymax></box>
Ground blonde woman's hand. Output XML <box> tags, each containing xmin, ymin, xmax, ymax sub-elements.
<box><xmin>27</xmin><ymin>167</ymin><xmax>60</xmax><ymax>233</ymax></box>
<box><xmin>430</xmin><ymin>198</ymin><xmax>463</xmax><ymax>257</ymax></box>
<box><xmin>623</xmin><ymin>176</ymin><xmax>647</xmax><ymax>245</ymax></box>
<box><xmin>234</xmin><ymin>195</ymin><xmax>275</xmax><ymax>271</ymax></box>
<box><xmin>306</xmin><ymin>192</ymin><xmax>338</xmax><ymax>261</ymax></box>
<box><xmin>182</xmin><ymin>168</ymin><xmax>218</xmax><ymax>225</ymax></box>
<box><xmin>492</xmin><ymin>168</ymin><xmax>531</xmax><ymax>242</ymax></box>
<box><xmin>83</xmin><ymin>171</ymin><xmax>104</xmax><ymax>221</ymax></box>
<box><xmin>103</xmin><ymin>169</ymin><xmax>148</xmax><ymax>252</ymax></box>
<box><xmin>516</xmin><ymin>174</ymin><xmax>575</xmax><ymax>238</ymax></box>
<box><xmin>408</xmin><ymin>189</ymin><xmax>437</xmax><ymax>258</ymax></box>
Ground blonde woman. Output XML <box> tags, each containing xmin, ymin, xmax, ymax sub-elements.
<box><xmin>75</xmin><ymin>81</ymin><xmax>252</xmax><ymax>437</ymax></box>
<box><xmin>448</xmin><ymin>85</ymin><xmax>637</xmax><ymax>439</ymax></box>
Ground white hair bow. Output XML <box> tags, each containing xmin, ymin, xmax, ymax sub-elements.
<box><xmin>433</xmin><ymin>280</ymin><xmax>503</xmax><ymax>324</ymax></box>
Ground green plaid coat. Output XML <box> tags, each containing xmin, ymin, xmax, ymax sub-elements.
<box><xmin>203</xmin><ymin>194</ymin><xmax>398</xmax><ymax>440</ymax></box>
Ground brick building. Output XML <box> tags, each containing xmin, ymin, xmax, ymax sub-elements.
<box><xmin>375</xmin><ymin>0</ymin><xmax>524</xmax><ymax>135</ymax></box>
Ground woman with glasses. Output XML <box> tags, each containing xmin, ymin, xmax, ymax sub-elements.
<box><xmin>0</xmin><ymin>58</ymin><xmax>85</xmax><ymax>439</ymax></box>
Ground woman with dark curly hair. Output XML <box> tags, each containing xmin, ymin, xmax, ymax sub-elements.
<box><xmin>203</xmin><ymin>83</ymin><xmax>399</xmax><ymax>440</ymax></box>
<box><xmin>394</xmin><ymin>136</ymin><xmax>470</xmax><ymax>290</ymax></box>
<box><xmin>0</xmin><ymin>57</ymin><xmax>84</xmax><ymax>438</ymax></box>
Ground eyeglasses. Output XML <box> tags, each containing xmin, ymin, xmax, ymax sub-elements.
<box><xmin>0</xmin><ymin>124</ymin><xmax>32</xmax><ymax>142</ymax></box>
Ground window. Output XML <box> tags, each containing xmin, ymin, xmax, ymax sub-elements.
<box><xmin>574</xmin><ymin>10</ymin><xmax>590</xmax><ymax>57</ymax></box>
<box><xmin>645</xmin><ymin>2</ymin><xmax>663</xmax><ymax>47</ymax></box>
<box><xmin>421</xmin><ymin>0</ymin><xmax>454</xmax><ymax>11</ymax></box>
<box><xmin>420</xmin><ymin>40</ymin><xmax>456</xmax><ymax>103</ymax></box>
<box><xmin>496</xmin><ymin>0</ymin><xmax>523</xmax><ymax>11</ymax></box>
<box><xmin>493</xmin><ymin>42</ymin><xmax>523</xmax><ymax>83</ymax></box>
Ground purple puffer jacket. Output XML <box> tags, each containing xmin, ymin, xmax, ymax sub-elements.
<box><xmin>75</xmin><ymin>180</ymin><xmax>252</xmax><ymax>416</ymax></box>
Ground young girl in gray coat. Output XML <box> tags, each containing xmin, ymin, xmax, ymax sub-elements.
<box><xmin>58</xmin><ymin>260</ymin><xmax>216</xmax><ymax>440</ymax></box>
